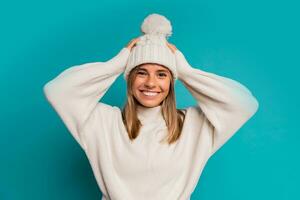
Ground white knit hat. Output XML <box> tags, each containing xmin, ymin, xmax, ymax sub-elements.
<box><xmin>124</xmin><ymin>13</ymin><xmax>177</xmax><ymax>81</ymax></box>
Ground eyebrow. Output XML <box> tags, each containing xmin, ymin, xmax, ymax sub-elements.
<box><xmin>138</xmin><ymin>67</ymin><xmax>169</xmax><ymax>73</ymax></box>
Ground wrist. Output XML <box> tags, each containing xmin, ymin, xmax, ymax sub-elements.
<box><xmin>175</xmin><ymin>50</ymin><xmax>193</xmax><ymax>78</ymax></box>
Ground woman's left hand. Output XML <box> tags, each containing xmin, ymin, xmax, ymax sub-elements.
<box><xmin>166</xmin><ymin>42</ymin><xmax>177</xmax><ymax>53</ymax></box>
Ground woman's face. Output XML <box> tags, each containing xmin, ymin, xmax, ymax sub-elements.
<box><xmin>132</xmin><ymin>63</ymin><xmax>172</xmax><ymax>108</ymax></box>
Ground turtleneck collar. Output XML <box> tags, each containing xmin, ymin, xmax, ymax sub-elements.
<box><xmin>136</xmin><ymin>104</ymin><xmax>164</xmax><ymax>124</ymax></box>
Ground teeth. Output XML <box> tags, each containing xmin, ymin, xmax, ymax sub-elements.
<box><xmin>142</xmin><ymin>91</ymin><xmax>159</xmax><ymax>96</ymax></box>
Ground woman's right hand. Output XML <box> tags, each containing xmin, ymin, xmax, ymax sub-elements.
<box><xmin>126</xmin><ymin>38</ymin><xmax>140</xmax><ymax>51</ymax></box>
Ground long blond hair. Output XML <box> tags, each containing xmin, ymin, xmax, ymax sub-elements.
<box><xmin>121</xmin><ymin>65</ymin><xmax>186</xmax><ymax>145</ymax></box>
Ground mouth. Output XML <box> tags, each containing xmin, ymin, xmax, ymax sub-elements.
<box><xmin>140</xmin><ymin>90</ymin><xmax>161</xmax><ymax>97</ymax></box>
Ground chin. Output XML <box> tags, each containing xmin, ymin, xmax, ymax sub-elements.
<box><xmin>139</xmin><ymin>101</ymin><xmax>161</xmax><ymax>108</ymax></box>
<box><xmin>136</xmin><ymin>97</ymin><xmax>164</xmax><ymax>108</ymax></box>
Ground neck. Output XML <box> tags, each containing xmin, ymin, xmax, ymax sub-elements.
<box><xmin>136</xmin><ymin>104</ymin><xmax>164</xmax><ymax>124</ymax></box>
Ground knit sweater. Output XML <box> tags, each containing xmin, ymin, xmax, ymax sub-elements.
<box><xmin>43</xmin><ymin>47</ymin><xmax>259</xmax><ymax>200</ymax></box>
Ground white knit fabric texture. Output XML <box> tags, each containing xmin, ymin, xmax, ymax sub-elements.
<box><xmin>124</xmin><ymin>34</ymin><xmax>177</xmax><ymax>81</ymax></box>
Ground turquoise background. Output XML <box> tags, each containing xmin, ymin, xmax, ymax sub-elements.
<box><xmin>1</xmin><ymin>0</ymin><xmax>299</xmax><ymax>199</ymax></box>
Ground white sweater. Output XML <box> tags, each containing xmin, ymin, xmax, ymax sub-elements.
<box><xmin>43</xmin><ymin>47</ymin><xmax>259</xmax><ymax>200</ymax></box>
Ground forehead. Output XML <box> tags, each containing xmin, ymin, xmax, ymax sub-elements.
<box><xmin>137</xmin><ymin>63</ymin><xmax>169</xmax><ymax>71</ymax></box>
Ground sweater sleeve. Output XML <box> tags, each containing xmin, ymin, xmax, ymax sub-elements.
<box><xmin>43</xmin><ymin>47</ymin><xmax>130</xmax><ymax>151</ymax></box>
<box><xmin>174</xmin><ymin>50</ymin><xmax>259</xmax><ymax>157</ymax></box>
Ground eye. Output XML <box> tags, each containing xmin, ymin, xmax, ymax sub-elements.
<box><xmin>137</xmin><ymin>71</ymin><xmax>147</xmax><ymax>75</ymax></box>
<box><xmin>158</xmin><ymin>73</ymin><xmax>167</xmax><ymax>77</ymax></box>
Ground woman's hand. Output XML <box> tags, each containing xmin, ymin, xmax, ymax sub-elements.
<box><xmin>166</xmin><ymin>41</ymin><xmax>192</xmax><ymax>78</ymax></box>
<box><xmin>126</xmin><ymin>38</ymin><xmax>140</xmax><ymax>51</ymax></box>
<box><xmin>166</xmin><ymin>41</ymin><xmax>177</xmax><ymax>53</ymax></box>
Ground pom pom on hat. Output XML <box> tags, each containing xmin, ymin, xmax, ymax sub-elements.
<box><xmin>141</xmin><ymin>13</ymin><xmax>172</xmax><ymax>38</ymax></box>
<box><xmin>124</xmin><ymin>13</ymin><xmax>177</xmax><ymax>81</ymax></box>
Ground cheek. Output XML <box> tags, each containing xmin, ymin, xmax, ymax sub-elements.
<box><xmin>160</xmin><ymin>80</ymin><xmax>171</xmax><ymax>92</ymax></box>
<box><xmin>132</xmin><ymin>78</ymin><xmax>143</xmax><ymax>89</ymax></box>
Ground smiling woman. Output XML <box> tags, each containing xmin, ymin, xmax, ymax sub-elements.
<box><xmin>133</xmin><ymin>63</ymin><xmax>171</xmax><ymax>107</ymax></box>
<box><xmin>122</xmin><ymin>60</ymin><xmax>185</xmax><ymax>145</ymax></box>
<box><xmin>43</xmin><ymin>13</ymin><xmax>259</xmax><ymax>200</ymax></box>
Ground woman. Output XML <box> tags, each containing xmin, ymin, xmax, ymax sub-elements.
<box><xmin>43</xmin><ymin>13</ymin><xmax>259</xmax><ymax>200</ymax></box>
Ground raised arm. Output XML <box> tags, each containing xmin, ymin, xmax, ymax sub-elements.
<box><xmin>43</xmin><ymin>47</ymin><xmax>130</xmax><ymax>150</ymax></box>
<box><xmin>174</xmin><ymin>49</ymin><xmax>259</xmax><ymax>156</ymax></box>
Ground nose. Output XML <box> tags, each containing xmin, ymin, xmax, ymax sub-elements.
<box><xmin>144</xmin><ymin>74</ymin><xmax>157</xmax><ymax>88</ymax></box>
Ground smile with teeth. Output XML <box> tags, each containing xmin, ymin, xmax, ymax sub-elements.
<box><xmin>141</xmin><ymin>91</ymin><xmax>160</xmax><ymax>96</ymax></box>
